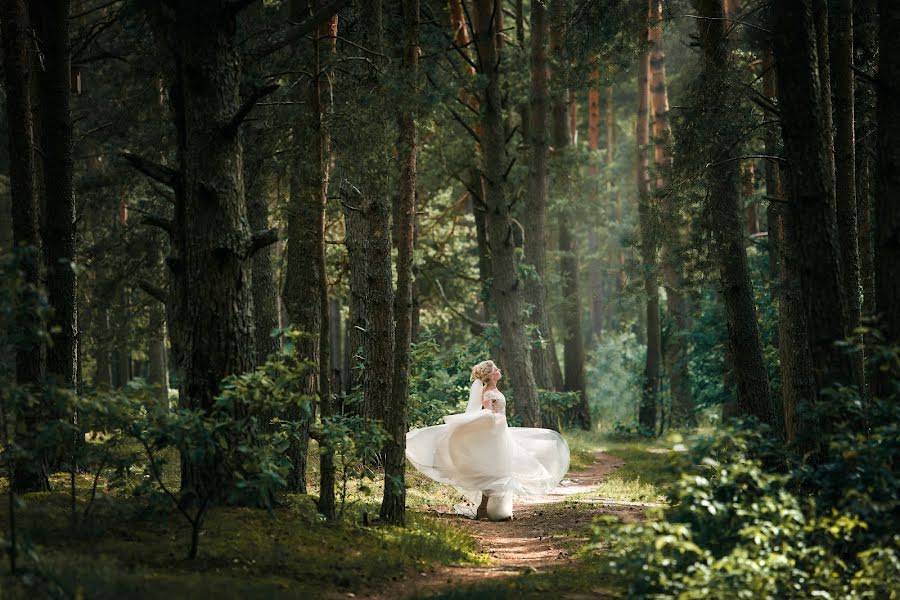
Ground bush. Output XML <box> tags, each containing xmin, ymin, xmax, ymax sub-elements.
<box><xmin>596</xmin><ymin>388</ymin><xmax>900</xmax><ymax>599</ymax></box>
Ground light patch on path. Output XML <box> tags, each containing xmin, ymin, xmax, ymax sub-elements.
<box><xmin>355</xmin><ymin>450</ymin><xmax>643</xmax><ymax>600</ymax></box>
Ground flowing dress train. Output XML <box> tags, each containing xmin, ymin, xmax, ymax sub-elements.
<box><xmin>405</xmin><ymin>389</ymin><xmax>570</xmax><ymax>519</ymax></box>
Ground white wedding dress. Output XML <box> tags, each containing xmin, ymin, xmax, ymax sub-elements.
<box><xmin>405</xmin><ymin>382</ymin><xmax>570</xmax><ymax>520</ymax></box>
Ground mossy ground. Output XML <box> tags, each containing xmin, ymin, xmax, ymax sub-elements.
<box><xmin>0</xmin><ymin>430</ymin><xmax>675</xmax><ymax>599</ymax></box>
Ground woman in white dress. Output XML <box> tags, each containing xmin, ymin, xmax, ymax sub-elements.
<box><xmin>405</xmin><ymin>360</ymin><xmax>570</xmax><ymax>521</ymax></box>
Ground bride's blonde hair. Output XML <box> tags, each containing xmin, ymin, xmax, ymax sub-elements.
<box><xmin>470</xmin><ymin>360</ymin><xmax>498</xmax><ymax>385</ymax></box>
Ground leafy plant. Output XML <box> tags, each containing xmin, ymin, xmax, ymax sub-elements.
<box><xmin>596</xmin><ymin>371</ymin><xmax>900</xmax><ymax>599</ymax></box>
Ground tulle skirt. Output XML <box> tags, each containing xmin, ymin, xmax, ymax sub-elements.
<box><xmin>405</xmin><ymin>409</ymin><xmax>570</xmax><ymax>503</ymax></box>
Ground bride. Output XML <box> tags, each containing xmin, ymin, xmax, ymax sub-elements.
<box><xmin>405</xmin><ymin>360</ymin><xmax>570</xmax><ymax>521</ymax></box>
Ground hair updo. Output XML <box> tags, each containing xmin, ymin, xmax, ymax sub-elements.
<box><xmin>470</xmin><ymin>360</ymin><xmax>498</xmax><ymax>385</ymax></box>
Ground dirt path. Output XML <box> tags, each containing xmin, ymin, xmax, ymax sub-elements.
<box><xmin>357</xmin><ymin>451</ymin><xmax>645</xmax><ymax>600</ymax></box>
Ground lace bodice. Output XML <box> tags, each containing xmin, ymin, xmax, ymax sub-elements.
<box><xmin>483</xmin><ymin>389</ymin><xmax>506</xmax><ymax>415</ymax></box>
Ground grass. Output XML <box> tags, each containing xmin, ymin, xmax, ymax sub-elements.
<box><xmin>0</xmin><ymin>427</ymin><xmax>682</xmax><ymax>599</ymax></box>
<box><xmin>563</xmin><ymin>429</ymin><xmax>679</xmax><ymax>504</ymax></box>
<box><xmin>0</xmin><ymin>447</ymin><xmax>486</xmax><ymax>599</ymax></box>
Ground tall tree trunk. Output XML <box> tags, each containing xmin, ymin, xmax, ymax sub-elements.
<box><xmin>93</xmin><ymin>307</ymin><xmax>113</xmax><ymax>388</ymax></box>
<box><xmin>146</xmin><ymin>1</ymin><xmax>271</xmax><ymax>498</ymax></box>
<box><xmin>550</xmin><ymin>0</ymin><xmax>590</xmax><ymax>430</ymax></box>
<box><xmin>283</xmin><ymin>0</ymin><xmax>334</xmax><ymax>493</ymax></box>
<box><xmin>636</xmin><ymin>12</ymin><xmax>659</xmax><ymax>432</ymax></box>
<box><xmin>587</xmin><ymin>80</ymin><xmax>604</xmax><ymax>340</ymax></box>
<box><xmin>772</xmin><ymin>0</ymin><xmax>855</xmax><ymax>399</ymax></box>
<box><xmin>830</xmin><ymin>0</ymin><xmax>865</xmax><ymax>387</ymax></box>
<box><xmin>447</xmin><ymin>0</ymin><xmax>491</xmax><ymax>324</ymax></box>
<box><xmin>317</xmin><ymin>12</ymin><xmax>338</xmax><ymax>521</ymax></box>
<box><xmin>649</xmin><ymin>0</ymin><xmax>692</xmax><ymax>426</ymax></box>
<box><xmin>522</xmin><ymin>0</ymin><xmax>557</xmax><ymax>390</ymax></box>
<box><xmin>763</xmin><ymin>49</ymin><xmax>816</xmax><ymax>444</ymax></box>
<box><xmin>241</xmin><ymin>4</ymin><xmax>281</xmax><ymax>367</ymax></box>
<box><xmin>246</xmin><ymin>172</ymin><xmax>280</xmax><ymax>365</ymax></box>
<box><xmin>697</xmin><ymin>0</ymin><xmax>776</xmax><ymax>428</ymax></box>
<box><xmin>381</xmin><ymin>0</ymin><xmax>418</xmax><ymax>525</ymax></box>
<box><xmin>1</xmin><ymin>0</ymin><xmax>50</xmax><ymax>492</ymax></box>
<box><xmin>340</xmin><ymin>0</ymin><xmax>394</xmax><ymax>425</ymax></box>
<box><xmin>854</xmin><ymin>0</ymin><xmax>876</xmax><ymax>326</ymax></box>
<box><xmin>472</xmin><ymin>202</ymin><xmax>494</xmax><ymax>322</ymax></box>
<box><xmin>608</xmin><ymin>82</ymin><xmax>626</xmax><ymax>316</ymax></box>
<box><xmin>473</xmin><ymin>0</ymin><xmax>541</xmax><ymax>428</ymax></box>
<box><xmin>875</xmin><ymin>0</ymin><xmax>900</xmax><ymax>387</ymax></box>
<box><xmin>32</xmin><ymin>0</ymin><xmax>78</xmax><ymax>388</ymax></box>
<box><xmin>343</xmin><ymin>204</ymin><xmax>368</xmax><ymax>399</ymax></box>
<box><xmin>329</xmin><ymin>298</ymin><xmax>343</xmax><ymax>398</ymax></box>
<box><xmin>147</xmin><ymin>242</ymin><xmax>169</xmax><ymax>405</ymax></box>
<box><xmin>813</xmin><ymin>0</ymin><xmax>837</xmax><ymax>190</ymax></box>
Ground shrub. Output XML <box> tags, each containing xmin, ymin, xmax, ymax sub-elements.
<box><xmin>596</xmin><ymin>390</ymin><xmax>900</xmax><ymax>599</ymax></box>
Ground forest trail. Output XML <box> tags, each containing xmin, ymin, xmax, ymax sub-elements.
<box><xmin>359</xmin><ymin>451</ymin><xmax>645</xmax><ymax>600</ymax></box>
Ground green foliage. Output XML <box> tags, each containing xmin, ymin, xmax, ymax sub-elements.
<box><xmin>319</xmin><ymin>414</ymin><xmax>388</xmax><ymax>517</ymax></box>
<box><xmin>609</xmin><ymin>421</ymin><xmax>655</xmax><ymax>439</ymax></box>
<box><xmin>597</xmin><ymin>381</ymin><xmax>900</xmax><ymax>599</ymax></box>
<box><xmin>537</xmin><ymin>388</ymin><xmax>582</xmax><ymax>431</ymax></box>
<box><xmin>686</xmin><ymin>246</ymin><xmax>779</xmax><ymax>416</ymax></box>
<box><xmin>586</xmin><ymin>330</ymin><xmax>645</xmax><ymax>427</ymax></box>
<box><xmin>406</xmin><ymin>332</ymin><xmax>492</xmax><ymax>428</ymax></box>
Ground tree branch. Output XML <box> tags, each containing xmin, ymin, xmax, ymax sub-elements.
<box><xmin>445</xmin><ymin>105</ymin><xmax>481</xmax><ymax>144</ymax></box>
<box><xmin>137</xmin><ymin>279</ymin><xmax>167</xmax><ymax>304</ymax></box>
<box><xmin>225</xmin><ymin>83</ymin><xmax>281</xmax><ymax>136</ymax></box>
<box><xmin>253</xmin><ymin>0</ymin><xmax>349</xmax><ymax>60</ymax></box>
<box><xmin>851</xmin><ymin>63</ymin><xmax>880</xmax><ymax>88</ymax></box>
<box><xmin>705</xmin><ymin>154</ymin><xmax>786</xmax><ymax>169</ymax></box>
<box><xmin>139</xmin><ymin>214</ymin><xmax>175</xmax><ymax>236</ymax></box>
<box><xmin>430</xmin><ymin>276</ymin><xmax>490</xmax><ymax>333</ymax></box>
<box><xmin>120</xmin><ymin>151</ymin><xmax>180</xmax><ymax>189</ymax></box>
<box><xmin>248</xmin><ymin>228</ymin><xmax>280</xmax><ymax>257</ymax></box>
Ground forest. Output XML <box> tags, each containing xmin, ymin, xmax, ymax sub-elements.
<box><xmin>0</xmin><ymin>0</ymin><xmax>897</xmax><ymax>597</ymax></box>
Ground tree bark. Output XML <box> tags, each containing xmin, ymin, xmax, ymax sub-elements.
<box><xmin>875</xmin><ymin>0</ymin><xmax>900</xmax><ymax>385</ymax></box>
<box><xmin>145</xmin><ymin>0</ymin><xmax>266</xmax><ymax>499</ymax></box>
<box><xmin>587</xmin><ymin>80</ymin><xmax>604</xmax><ymax>339</ymax></box>
<box><xmin>608</xmin><ymin>82</ymin><xmax>626</xmax><ymax>320</ymax></box>
<box><xmin>1</xmin><ymin>0</ymin><xmax>51</xmax><ymax>492</ymax></box>
<box><xmin>282</xmin><ymin>0</ymin><xmax>333</xmax><ymax>494</ymax></box>
<box><xmin>772</xmin><ymin>0</ymin><xmax>855</xmax><ymax>399</ymax></box>
<box><xmin>830</xmin><ymin>0</ymin><xmax>865</xmax><ymax>387</ymax></box>
<box><xmin>473</xmin><ymin>0</ymin><xmax>541</xmax><ymax>428</ymax></box>
<box><xmin>342</xmin><ymin>200</ymin><xmax>368</xmax><ymax>399</ymax></box>
<box><xmin>697</xmin><ymin>0</ymin><xmax>777</xmax><ymax>428</ymax></box>
<box><xmin>813</xmin><ymin>0</ymin><xmax>837</xmax><ymax>191</ymax></box>
<box><xmin>649</xmin><ymin>0</ymin><xmax>692</xmax><ymax>426</ymax></box>
<box><xmin>381</xmin><ymin>0</ymin><xmax>418</xmax><ymax>525</ymax></box>
<box><xmin>854</xmin><ymin>0</ymin><xmax>876</xmax><ymax>327</ymax></box>
<box><xmin>31</xmin><ymin>0</ymin><xmax>78</xmax><ymax>388</ymax></box>
<box><xmin>549</xmin><ymin>0</ymin><xmax>590</xmax><ymax>430</ymax></box>
<box><xmin>338</xmin><ymin>0</ymin><xmax>394</xmax><ymax>425</ymax></box>
<box><xmin>763</xmin><ymin>49</ymin><xmax>816</xmax><ymax>444</ymax></box>
<box><xmin>636</xmin><ymin>11</ymin><xmax>659</xmax><ymax>432</ymax></box>
<box><xmin>522</xmin><ymin>0</ymin><xmax>558</xmax><ymax>391</ymax></box>
<box><xmin>246</xmin><ymin>173</ymin><xmax>280</xmax><ymax>365</ymax></box>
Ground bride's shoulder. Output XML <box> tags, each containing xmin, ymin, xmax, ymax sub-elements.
<box><xmin>483</xmin><ymin>388</ymin><xmax>504</xmax><ymax>399</ymax></box>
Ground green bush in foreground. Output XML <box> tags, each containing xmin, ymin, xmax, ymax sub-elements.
<box><xmin>596</xmin><ymin>383</ymin><xmax>899</xmax><ymax>599</ymax></box>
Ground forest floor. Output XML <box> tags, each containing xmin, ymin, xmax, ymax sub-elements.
<box><xmin>0</xmin><ymin>432</ymin><xmax>675</xmax><ymax>599</ymax></box>
<box><xmin>356</xmin><ymin>434</ymin><xmax>674</xmax><ymax>600</ymax></box>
